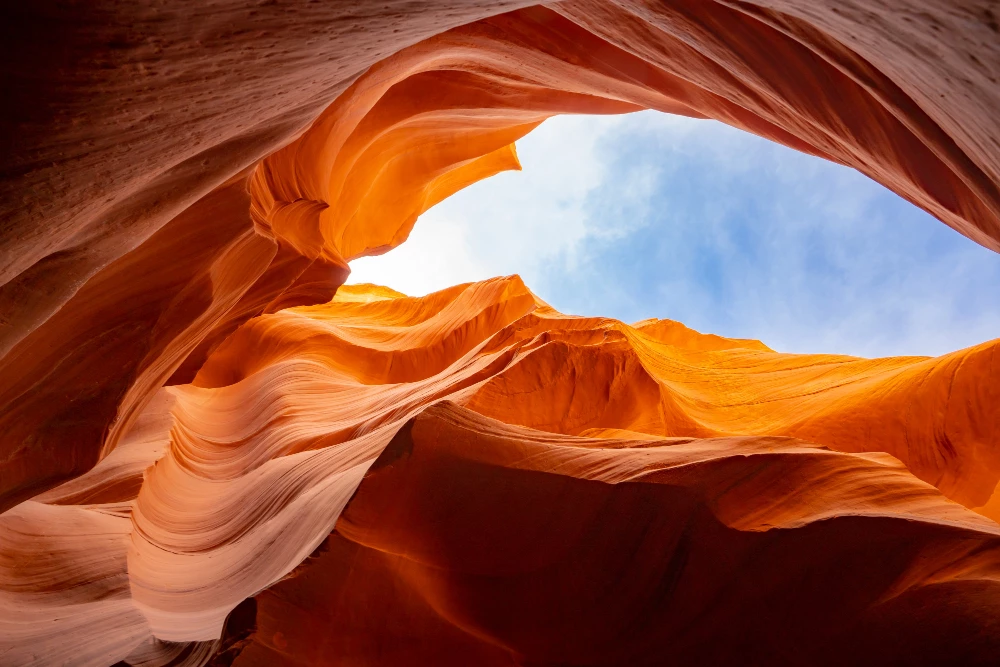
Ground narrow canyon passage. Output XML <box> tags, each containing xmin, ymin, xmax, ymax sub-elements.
<box><xmin>2</xmin><ymin>2</ymin><xmax>1000</xmax><ymax>665</ymax></box>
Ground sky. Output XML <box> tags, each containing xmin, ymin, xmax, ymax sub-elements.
<box><xmin>347</xmin><ymin>111</ymin><xmax>1000</xmax><ymax>358</ymax></box>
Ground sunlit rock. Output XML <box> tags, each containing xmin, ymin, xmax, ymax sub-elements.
<box><xmin>2</xmin><ymin>2</ymin><xmax>999</xmax><ymax>664</ymax></box>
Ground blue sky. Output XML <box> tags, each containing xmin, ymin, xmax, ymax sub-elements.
<box><xmin>347</xmin><ymin>111</ymin><xmax>1000</xmax><ymax>358</ymax></box>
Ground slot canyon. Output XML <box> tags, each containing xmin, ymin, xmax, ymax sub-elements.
<box><xmin>2</xmin><ymin>1</ymin><xmax>1000</xmax><ymax>665</ymax></box>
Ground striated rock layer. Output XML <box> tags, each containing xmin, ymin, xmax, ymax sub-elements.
<box><xmin>1</xmin><ymin>1</ymin><xmax>1000</xmax><ymax>665</ymax></box>
<box><xmin>3</xmin><ymin>278</ymin><xmax>999</xmax><ymax>665</ymax></box>
<box><xmin>4</xmin><ymin>0</ymin><xmax>1000</xmax><ymax>512</ymax></box>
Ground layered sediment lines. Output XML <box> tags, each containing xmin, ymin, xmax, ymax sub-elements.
<box><xmin>4</xmin><ymin>1</ymin><xmax>1000</xmax><ymax>511</ymax></box>
<box><xmin>3</xmin><ymin>278</ymin><xmax>998</xmax><ymax>664</ymax></box>
<box><xmin>248</xmin><ymin>404</ymin><xmax>1000</xmax><ymax>666</ymax></box>
<box><xmin>3</xmin><ymin>1</ymin><xmax>1000</xmax><ymax>665</ymax></box>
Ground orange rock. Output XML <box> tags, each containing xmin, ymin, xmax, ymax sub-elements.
<box><xmin>239</xmin><ymin>403</ymin><xmax>1000</xmax><ymax>666</ymax></box>
<box><xmin>5</xmin><ymin>278</ymin><xmax>998</xmax><ymax>663</ymax></box>
<box><xmin>3</xmin><ymin>2</ymin><xmax>1000</xmax><ymax>510</ymax></box>
<box><xmin>2</xmin><ymin>2</ymin><xmax>1000</xmax><ymax>664</ymax></box>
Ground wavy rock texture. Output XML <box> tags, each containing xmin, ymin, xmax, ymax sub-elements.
<box><xmin>2</xmin><ymin>1</ymin><xmax>1000</xmax><ymax>665</ymax></box>
<box><xmin>4</xmin><ymin>0</ymin><xmax>1000</xmax><ymax>511</ymax></box>
<box><xmin>3</xmin><ymin>279</ymin><xmax>999</xmax><ymax>664</ymax></box>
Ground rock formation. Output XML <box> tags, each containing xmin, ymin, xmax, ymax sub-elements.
<box><xmin>3</xmin><ymin>279</ymin><xmax>999</xmax><ymax>664</ymax></box>
<box><xmin>1</xmin><ymin>2</ymin><xmax>999</xmax><ymax>665</ymax></box>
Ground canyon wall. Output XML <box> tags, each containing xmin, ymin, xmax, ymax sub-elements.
<box><xmin>4</xmin><ymin>279</ymin><xmax>999</xmax><ymax>664</ymax></box>
<box><xmin>2</xmin><ymin>1</ymin><xmax>999</xmax><ymax>665</ymax></box>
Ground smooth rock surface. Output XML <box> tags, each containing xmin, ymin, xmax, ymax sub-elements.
<box><xmin>2</xmin><ymin>2</ymin><xmax>1000</xmax><ymax>665</ymax></box>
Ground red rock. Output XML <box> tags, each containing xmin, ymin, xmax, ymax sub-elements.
<box><xmin>3</xmin><ymin>2</ymin><xmax>1000</xmax><ymax>510</ymax></box>
<box><xmin>1</xmin><ymin>2</ymin><xmax>999</xmax><ymax>664</ymax></box>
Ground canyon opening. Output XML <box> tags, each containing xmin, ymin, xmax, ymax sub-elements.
<box><xmin>2</xmin><ymin>2</ymin><xmax>1000</xmax><ymax>666</ymax></box>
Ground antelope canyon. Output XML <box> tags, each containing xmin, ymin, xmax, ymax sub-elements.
<box><xmin>2</xmin><ymin>2</ymin><xmax>1000</xmax><ymax>666</ymax></box>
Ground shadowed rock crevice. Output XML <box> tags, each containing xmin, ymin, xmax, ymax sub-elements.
<box><xmin>1</xmin><ymin>2</ymin><xmax>999</xmax><ymax>664</ymax></box>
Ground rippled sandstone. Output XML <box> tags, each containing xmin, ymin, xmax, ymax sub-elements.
<box><xmin>3</xmin><ymin>278</ymin><xmax>999</xmax><ymax>665</ymax></box>
<box><xmin>2</xmin><ymin>1</ymin><xmax>1000</xmax><ymax>665</ymax></box>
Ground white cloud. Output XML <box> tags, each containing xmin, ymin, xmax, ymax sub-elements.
<box><xmin>347</xmin><ymin>113</ymin><xmax>635</xmax><ymax>294</ymax></box>
<box><xmin>347</xmin><ymin>111</ymin><xmax>1000</xmax><ymax>358</ymax></box>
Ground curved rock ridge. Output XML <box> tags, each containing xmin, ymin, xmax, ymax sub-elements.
<box><xmin>4</xmin><ymin>1</ymin><xmax>1000</xmax><ymax>511</ymax></box>
<box><xmin>194</xmin><ymin>277</ymin><xmax>1000</xmax><ymax>515</ymax></box>
<box><xmin>3</xmin><ymin>2</ymin><xmax>1000</xmax><ymax>665</ymax></box>
<box><xmin>244</xmin><ymin>403</ymin><xmax>1000</xmax><ymax>666</ymax></box>
<box><xmin>2</xmin><ymin>278</ymin><xmax>998</xmax><ymax>665</ymax></box>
